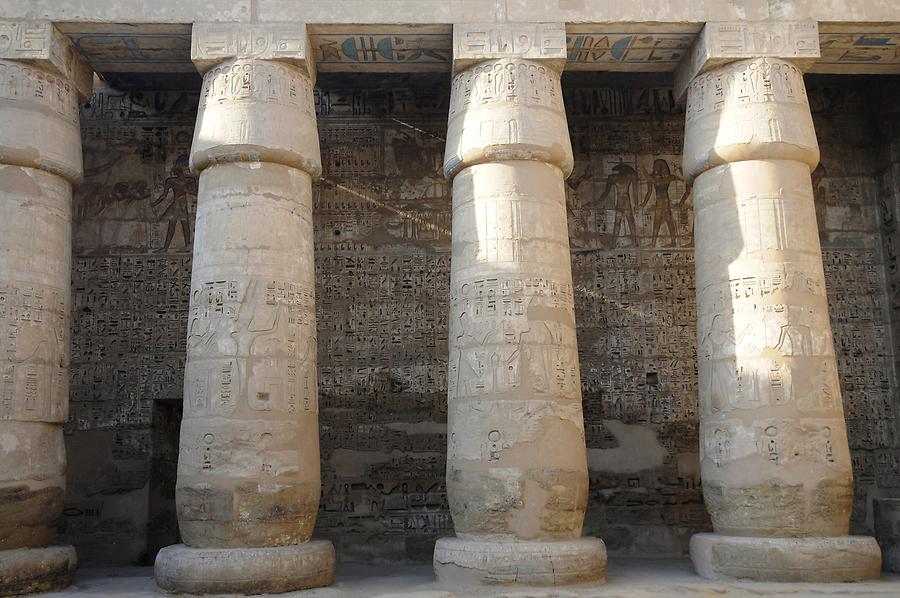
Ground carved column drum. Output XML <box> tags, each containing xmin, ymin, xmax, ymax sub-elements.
<box><xmin>433</xmin><ymin>58</ymin><xmax>606</xmax><ymax>586</ymax></box>
<box><xmin>0</xmin><ymin>59</ymin><xmax>81</xmax><ymax>596</ymax></box>
<box><xmin>685</xmin><ymin>57</ymin><xmax>881</xmax><ymax>581</ymax></box>
<box><xmin>154</xmin><ymin>58</ymin><xmax>334</xmax><ymax>594</ymax></box>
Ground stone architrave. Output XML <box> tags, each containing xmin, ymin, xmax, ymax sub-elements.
<box><xmin>153</xmin><ymin>23</ymin><xmax>334</xmax><ymax>595</ymax></box>
<box><xmin>0</xmin><ymin>19</ymin><xmax>92</xmax><ymax>598</ymax></box>
<box><xmin>681</xmin><ymin>35</ymin><xmax>882</xmax><ymax>581</ymax></box>
<box><xmin>674</xmin><ymin>21</ymin><xmax>820</xmax><ymax>100</ymax></box>
<box><xmin>432</xmin><ymin>22</ymin><xmax>607</xmax><ymax>587</ymax></box>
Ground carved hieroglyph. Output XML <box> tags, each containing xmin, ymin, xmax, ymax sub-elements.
<box><xmin>156</xmin><ymin>56</ymin><xmax>334</xmax><ymax>594</ymax></box>
<box><xmin>434</xmin><ymin>50</ymin><xmax>606</xmax><ymax>586</ymax></box>
<box><xmin>0</xmin><ymin>58</ymin><xmax>81</xmax><ymax>595</ymax></box>
<box><xmin>685</xmin><ymin>57</ymin><xmax>880</xmax><ymax>581</ymax></box>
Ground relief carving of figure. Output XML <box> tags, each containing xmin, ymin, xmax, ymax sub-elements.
<box><xmin>598</xmin><ymin>162</ymin><xmax>639</xmax><ymax>247</ymax></box>
<box><xmin>700</xmin><ymin>314</ymin><xmax>736</xmax><ymax>413</ymax></box>
<box><xmin>152</xmin><ymin>155</ymin><xmax>197</xmax><ymax>252</ymax></box>
<box><xmin>640</xmin><ymin>159</ymin><xmax>690</xmax><ymax>248</ymax></box>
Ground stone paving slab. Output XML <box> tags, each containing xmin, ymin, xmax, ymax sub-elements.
<box><xmin>42</xmin><ymin>558</ymin><xmax>900</xmax><ymax>597</ymax></box>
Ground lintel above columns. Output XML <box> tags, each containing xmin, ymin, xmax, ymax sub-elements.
<box><xmin>451</xmin><ymin>21</ymin><xmax>567</xmax><ymax>75</ymax></box>
<box><xmin>191</xmin><ymin>22</ymin><xmax>316</xmax><ymax>80</ymax></box>
<box><xmin>0</xmin><ymin>19</ymin><xmax>93</xmax><ymax>101</ymax></box>
<box><xmin>673</xmin><ymin>20</ymin><xmax>821</xmax><ymax>101</ymax></box>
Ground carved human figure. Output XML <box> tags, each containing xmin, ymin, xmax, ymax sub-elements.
<box><xmin>152</xmin><ymin>154</ymin><xmax>197</xmax><ymax>251</ymax></box>
<box><xmin>598</xmin><ymin>162</ymin><xmax>639</xmax><ymax>247</ymax></box>
<box><xmin>641</xmin><ymin>158</ymin><xmax>688</xmax><ymax>247</ymax></box>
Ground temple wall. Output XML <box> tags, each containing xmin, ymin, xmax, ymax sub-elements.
<box><xmin>62</xmin><ymin>86</ymin><xmax>198</xmax><ymax>565</ymax></box>
<box><xmin>811</xmin><ymin>77</ymin><xmax>899</xmax><ymax>533</ymax></box>
<box><xmin>57</xmin><ymin>73</ymin><xmax>900</xmax><ymax>565</ymax></box>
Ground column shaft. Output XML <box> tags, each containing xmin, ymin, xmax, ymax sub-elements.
<box><xmin>178</xmin><ymin>162</ymin><xmax>319</xmax><ymax>547</ymax></box>
<box><xmin>448</xmin><ymin>160</ymin><xmax>587</xmax><ymax>540</ymax></box>
<box><xmin>154</xmin><ymin>58</ymin><xmax>334</xmax><ymax>594</ymax></box>
<box><xmin>685</xmin><ymin>57</ymin><xmax>881</xmax><ymax>581</ymax></box>
<box><xmin>434</xmin><ymin>58</ymin><xmax>605</xmax><ymax>586</ymax></box>
<box><xmin>0</xmin><ymin>59</ymin><xmax>81</xmax><ymax>596</ymax></box>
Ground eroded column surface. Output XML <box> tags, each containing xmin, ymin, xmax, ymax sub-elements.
<box><xmin>686</xmin><ymin>57</ymin><xmax>881</xmax><ymax>581</ymax></box>
<box><xmin>433</xmin><ymin>58</ymin><xmax>606</xmax><ymax>586</ymax></box>
<box><xmin>0</xmin><ymin>59</ymin><xmax>80</xmax><ymax>596</ymax></box>
<box><xmin>153</xmin><ymin>58</ymin><xmax>334</xmax><ymax>595</ymax></box>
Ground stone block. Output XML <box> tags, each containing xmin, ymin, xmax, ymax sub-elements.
<box><xmin>433</xmin><ymin>537</ymin><xmax>606</xmax><ymax>586</ymax></box>
<box><xmin>0</xmin><ymin>20</ymin><xmax>92</xmax><ymax>100</ymax></box>
<box><xmin>452</xmin><ymin>22</ymin><xmax>566</xmax><ymax>75</ymax></box>
<box><xmin>0</xmin><ymin>545</ymin><xmax>76</xmax><ymax>597</ymax></box>
<box><xmin>154</xmin><ymin>541</ymin><xmax>335</xmax><ymax>594</ymax></box>
<box><xmin>675</xmin><ymin>21</ymin><xmax>820</xmax><ymax>100</ymax></box>
<box><xmin>192</xmin><ymin>22</ymin><xmax>316</xmax><ymax>79</ymax></box>
<box><xmin>690</xmin><ymin>533</ymin><xmax>881</xmax><ymax>582</ymax></box>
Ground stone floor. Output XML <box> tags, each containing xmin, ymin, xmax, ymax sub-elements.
<box><xmin>42</xmin><ymin>559</ymin><xmax>900</xmax><ymax>597</ymax></box>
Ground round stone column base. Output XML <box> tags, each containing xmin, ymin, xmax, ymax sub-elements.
<box><xmin>0</xmin><ymin>545</ymin><xmax>76</xmax><ymax>597</ymax></box>
<box><xmin>433</xmin><ymin>537</ymin><xmax>606</xmax><ymax>586</ymax></box>
<box><xmin>154</xmin><ymin>540</ymin><xmax>335</xmax><ymax>595</ymax></box>
<box><xmin>691</xmin><ymin>533</ymin><xmax>881</xmax><ymax>582</ymax></box>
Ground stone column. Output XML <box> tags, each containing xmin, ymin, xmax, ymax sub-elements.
<box><xmin>677</xmin><ymin>22</ymin><xmax>881</xmax><ymax>581</ymax></box>
<box><xmin>153</xmin><ymin>24</ymin><xmax>334</xmax><ymax>595</ymax></box>
<box><xmin>433</xmin><ymin>23</ymin><xmax>606</xmax><ymax>587</ymax></box>
<box><xmin>0</xmin><ymin>20</ymin><xmax>92</xmax><ymax>597</ymax></box>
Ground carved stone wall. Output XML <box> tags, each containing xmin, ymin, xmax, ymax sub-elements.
<box><xmin>62</xmin><ymin>83</ymin><xmax>198</xmax><ymax>565</ymax></box>
<box><xmin>59</xmin><ymin>73</ymin><xmax>900</xmax><ymax>565</ymax></box>
<box><xmin>871</xmin><ymin>77</ymin><xmax>900</xmax><ymax>505</ymax></box>
<box><xmin>809</xmin><ymin>76</ymin><xmax>900</xmax><ymax>534</ymax></box>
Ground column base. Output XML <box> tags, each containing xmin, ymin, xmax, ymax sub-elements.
<box><xmin>433</xmin><ymin>537</ymin><xmax>606</xmax><ymax>586</ymax></box>
<box><xmin>691</xmin><ymin>533</ymin><xmax>881</xmax><ymax>582</ymax></box>
<box><xmin>0</xmin><ymin>545</ymin><xmax>76</xmax><ymax>597</ymax></box>
<box><xmin>154</xmin><ymin>540</ymin><xmax>335</xmax><ymax>595</ymax></box>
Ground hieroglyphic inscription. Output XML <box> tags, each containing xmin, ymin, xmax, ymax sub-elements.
<box><xmin>0</xmin><ymin>19</ymin><xmax>93</xmax><ymax>99</ymax></box>
<box><xmin>311</xmin><ymin>27</ymin><xmax>451</xmax><ymax>72</ymax></box>
<box><xmin>0</xmin><ymin>283</ymin><xmax>68</xmax><ymax>422</ymax></box>
<box><xmin>185</xmin><ymin>278</ymin><xmax>317</xmax><ymax>418</ymax></box>
<box><xmin>58</xmin><ymin>74</ymin><xmax>900</xmax><ymax>562</ymax></box>
<box><xmin>448</xmin><ymin>59</ymin><xmax>564</xmax><ymax>117</ymax></box>
<box><xmin>675</xmin><ymin>21</ymin><xmax>820</xmax><ymax>98</ymax></box>
<box><xmin>812</xmin><ymin>25</ymin><xmax>900</xmax><ymax>74</ymax></box>
<box><xmin>810</xmin><ymin>84</ymin><xmax>900</xmax><ymax>525</ymax></box>
<box><xmin>566</xmin><ymin>31</ymin><xmax>694</xmax><ymax>70</ymax></box>
<box><xmin>0</xmin><ymin>60</ymin><xmax>79</xmax><ymax>123</ymax></box>
<box><xmin>448</xmin><ymin>276</ymin><xmax>580</xmax><ymax>401</ymax></box>
<box><xmin>200</xmin><ymin>60</ymin><xmax>315</xmax><ymax>115</ymax></box>
<box><xmin>313</xmin><ymin>80</ymin><xmax>451</xmax><ymax>558</ymax></box>
<box><xmin>191</xmin><ymin>22</ymin><xmax>312</xmax><ymax>75</ymax></box>
<box><xmin>685</xmin><ymin>58</ymin><xmax>809</xmax><ymax>124</ymax></box>
<box><xmin>61</xmin><ymin>84</ymin><xmax>197</xmax><ymax>565</ymax></box>
<box><xmin>452</xmin><ymin>22</ymin><xmax>566</xmax><ymax>73</ymax></box>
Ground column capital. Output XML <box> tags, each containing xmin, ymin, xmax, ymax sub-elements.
<box><xmin>451</xmin><ymin>22</ymin><xmax>567</xmax><ymax>75</ymax></box>
<box><xmin>191</xmin><ymin>22</ymin><xmax>316</xmax><ymax>81</ymax></box>
<box><xmin>674</xmin><ymin>20</ymin><xmax>821</xmax><ymax>101</ymax></box>
<box><xmin>0</xmin><ymin>19</ymin><xmax>93</xmax><ymax>101</ymax></box>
